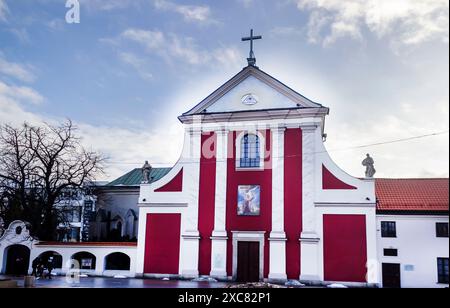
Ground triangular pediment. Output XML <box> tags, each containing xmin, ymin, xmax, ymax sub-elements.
<box><xmin>181</xmin><ymin>66</ymin><xmax>323</xmax><ymax>117</ymax></box>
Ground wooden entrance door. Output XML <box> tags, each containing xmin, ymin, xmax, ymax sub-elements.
<box><xmin>237</xmin><ymin>242</ymin><xmax>260</xmax><ymax>282</ymax></box>
<box><xmin>382</xmin><ymin>263</ymin><xmax>401</xmax><ymax>288</ymax></box>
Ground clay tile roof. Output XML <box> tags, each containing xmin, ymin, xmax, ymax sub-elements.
<box><xmin>376</xmin><ymin>178</ymin><xmax>449</xmax><ymax>213</ymax></box>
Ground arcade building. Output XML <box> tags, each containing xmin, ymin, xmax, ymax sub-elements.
<box><xmin>0</xmin><ymin>34</ymin><xmax>448</xmax><ymax>288</ymax></box>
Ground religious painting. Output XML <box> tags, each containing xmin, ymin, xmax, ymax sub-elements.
<box><xmin>237</xmin><ymin>185</ymin><xmax>261</xmax><ymax>216</ymax></box>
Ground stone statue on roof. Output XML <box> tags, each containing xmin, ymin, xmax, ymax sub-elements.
<box><xmin>142</xmin><ymin>161</ymin><xmax>153</xmax><ymax>184</ymax></box>
<box><xmin>362</xmin><ymin>154</ymin><xmax>376</xmax><ymax>178</ymax></box>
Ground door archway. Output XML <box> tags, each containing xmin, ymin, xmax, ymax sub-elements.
<box><xmin>4</xmin><ymin>245</ymin><xmax>31</xmax><ymax>276</ymax></box>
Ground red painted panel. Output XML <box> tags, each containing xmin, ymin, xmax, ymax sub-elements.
<box><xmin>323</xmin><ymin>215</ymin><xmax>367</xmax><ymax>282</ymax></box>
<box><xmin>322</xmin><ymin>165</ymin><xmax>357</xmax><ymax>190</ymax></box>
<box><xmin>226</xmin><ymin>130</ymin><xmax>272</xmax><ymax>278</ymax></box>
<box><xmin>284</xmin><ymin>128</ymin><xmax>302</xmax><ymax>279</ymax></box>
<box><xmin>155</xmin><ymin>169</ymin><xmax>184</xmax><ymax>192</ymax></box>
<box><xmin>198</xmin><ymin>133</ymin><xmax>217</xmax><ymax>275</ymax></box>
<box><xmin>144</xmin><ymin>214</ymin><xmax>181</xmax><ymax>275</ymax></box>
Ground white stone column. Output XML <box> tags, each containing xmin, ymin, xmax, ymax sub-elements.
<box><xmin>269</xmin><ymin>126</ymin><xmax>287</xmax><ymax>281</ymax></box>
<box><xmin>300</xmin><ymin>124</ymin><xmax>321</xmax><ymax>282</ymax></box>
<box><xmin>210</xmin><ymin>129</ymin><xmax>229</xmax><ymax>278</ymax></box>
<box><xmin>180</xmin><ymin>126</ymin><xmax>202</xmax><ymax>278</ymax></box>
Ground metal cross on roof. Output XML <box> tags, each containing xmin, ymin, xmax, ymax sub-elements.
<box><xmin>242</xmin><ymin>29</ymin><xmax>262</xmax><ymax>67</ymax></box>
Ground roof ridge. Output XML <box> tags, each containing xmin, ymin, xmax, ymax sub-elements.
<box><xmin>106</xmin><ymin>167</ymin><xmax>173</xmax><ymax>187</ymax></box>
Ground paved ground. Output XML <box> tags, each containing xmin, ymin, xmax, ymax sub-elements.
<box><xmin>2</xmin><ymin>275</ymin><xmax>232</xmax><ymax>288</ymax></box>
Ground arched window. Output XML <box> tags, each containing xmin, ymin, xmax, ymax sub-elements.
<box><xmin>71</xmin><ymin>252</ymin><xmax>96</xmax><ymax>270</ymax></box>
<box><xmin>36</xmin><ymin>251</ymin><xmax>63</xmax><ymax>269</ymax></box>
<box><xmin>240</xmin><ymin>134</ymin><xmax>260</xmax><ymax>168</ymax></box>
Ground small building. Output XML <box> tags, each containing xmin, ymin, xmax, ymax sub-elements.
<box><xmin>376</xmin><ymin>179</ymin><xmax>449</xmax><ymax>288</ymax></box>
<box><xmin>90</xmin><ymin>168</ymin><xmax>171</xmax><ymax>242</ymax></box>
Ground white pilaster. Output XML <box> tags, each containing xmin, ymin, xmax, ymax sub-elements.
<box><xmin>180</xmin><ymin>126</ymin><xmax>202</xmax><ymax>277</ymax></box>
<box><xmin>95</xmin><ymin>255</ymin><xmax>105</xmax><ymax>276</ymax></box>
<box><xmin>210</xmin><ymin>129</ymin><xmax>229</xmax><ymax>278</ymax></box>
<box><xmin>300</xmin><ymin>124</ymin><xmax>321</xmax><ymax>282</ymax></box>
<box><xmin>135</xmin><ymin>207</ymin><xmax>148</xmax><ymax>277</ymax></box>
<box><xmin>180</xmin><ymin>232</ymin><xmax>201</xmax><ymax>278</ymax></box>
<box><xmin>269</xmin><ymin>126</ymin><xmax>287</xmax><ymax>281</ymax></box>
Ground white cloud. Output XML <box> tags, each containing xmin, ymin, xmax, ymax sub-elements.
<box><xmin>325</xmin><ymin>97</ymin><xmax>449</xmax><ymax>178</ymax></box>
<box><xmin>118</xmin><ymin>52</ymin><xmax>153</xmax><ymax>81</ymax></box>
<box><xmin>296</xmin><ymin>0</ymin><xmax>449</xmax><ymax>46</ymax></box>
<box><xmin>78</xmin><ymin>122</ymin><xmax>183</xmax><ymax>180</ymax></box>
<box><xmin>0</xmin><ymin>89</ymin><xmax>43</xmax><ymax>127</ymax></box>
<box><xmin>119</xmin><ymin>28</ymin><xmax>241</xmax><ymax>67</ymax></box>
<box><xmin>79</xmin><ymin>0</ymin><xmax>137</xmax><ymax>11</ymax></box>
<box><xmin>121</xmin><ymin>29</ymin><xmax>166</xmax><ymax>51</ymax></box>
<box><xmin>0</xmin><ymin>0</ymin><xmax>8</xmax><ymax>22</ymax></box>
<box><xmin>0</xmin><ymin>79</ymin><xmax>183</xmax><ymax>181</ymax></box>
<box><xmin>270</xmin><ymin>26</ymin><xmax>304</xmax><ymax>37</ymax></box>
<box><xmin>0</xmin><ymin>56</ymin><xmax>35</xmax><ymax>82</ymax></box>
<box><xmin>9</xmin><ymin>28</ymin><xmax>31</xmax><ymax>44</ymax></box>
<box><xmin>0</xmin><ymin>81</ymin><xmax>44</xmax><ymax>105</ymax></box>
<box><xmin>47</xmin><ymin>19</ymin><xmax>65</xmax><ymax>31</ymax></box>
<box><xmin>153</xmin><ymin>0</ymin><xmax>214</xmax><ymax>23</ymax></box>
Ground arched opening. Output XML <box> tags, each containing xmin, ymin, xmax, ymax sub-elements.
<box><xmin>116</xmin><ymin>221</ymin><xmax>123</xmax><ymax>235</ymax></box>
<box><xmin>35</xmin><ymin>251</ymin><xmax>63</xmax><ymax>269</ymax></box>
<box><xmin>104</xmin><ymin>252</ymin><xmax>131</xmax><ymax>271</ymax></box>
<box><xmin>71</xmin><ymin>252</ymin><xmax>96</xmax><ymax>270</ymax></box>
<box><xmin>125</xmin><ymin>210</ymin><xmax>137</xmax><ymax>241</ymax></box>
<box><xmin>94</xmin><ymin>209</ymin><xmax>108</xmax><ymax>241</ymax></box>
<box><xmin>4</xmin><ymin>245</ymin><xmax>30</xmax><ymax>276</ymax></box>
<box><xmin>110</xmin><ymin>216</ymin><xmax>124</xmax><ymax>241</ymax></box>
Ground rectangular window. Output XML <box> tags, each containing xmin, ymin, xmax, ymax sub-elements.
<box><xmin>436</xmin><ymin>223</ymin><xmax>449</xmax><ymax>238</ymax></box>
<box><xmin>384</xmin><ymin>249</ymin><xmax>398</xmax><ymax>257</ymax></box>
<box><xmin>381</xmin><ymin>221</ymin><xmax>397</xmax><ymax>238</ymax></box>
<box><xmin>437</xmin><ymin>258</ymin><xmax>449</xmax><ymax>284</ymax></box>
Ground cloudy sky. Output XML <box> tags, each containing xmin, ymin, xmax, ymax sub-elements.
<box><xmin>0</xmin><ymin>0</ymin><xmax>448</xmax><ymax>181</ymax></box>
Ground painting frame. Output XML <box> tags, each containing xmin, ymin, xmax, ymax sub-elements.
<box><xmin>237</xmin><ymin>185</ymin><xmax>261</xmax><ymax>216</ymax></box>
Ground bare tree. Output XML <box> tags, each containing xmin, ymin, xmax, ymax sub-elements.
<box><xmin>0</xmin><ymin>120</ymin><xmax>105</xmax><ymax>240</ymax></box>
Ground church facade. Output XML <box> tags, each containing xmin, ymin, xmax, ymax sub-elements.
<box><xmin>136</xmin><ymin>64</ymin><xmax>378</xmax><ymax>285</ymax></box>
<box><xmin>1</xmin><ymin>46</ymin><xmax>448</xmax><ymax>288</ymax></box>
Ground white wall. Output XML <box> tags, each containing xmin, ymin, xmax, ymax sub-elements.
<box><xmin>29</xmin><ymin>244</ymin><xmax>137</xmax><ymax>277</ymax></box>
<box><xmin>0</xmin><ymin>221</ymin><xmax>36</xmax><ymax>274</ymax></box>
<box><xmin>377</xmin><ymin>215</ymin><xmax>449</xmax><ymax>288</ymax></box>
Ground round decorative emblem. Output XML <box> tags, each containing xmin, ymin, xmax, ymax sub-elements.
<box><xmin>241</xmin><ymin>94</ymin><xmax>259</xmax><ymax>106</ymax></box>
